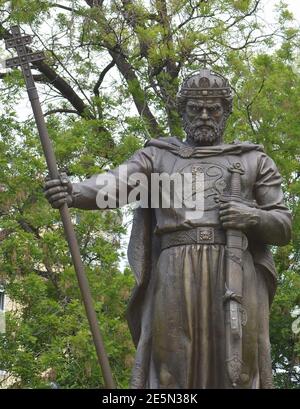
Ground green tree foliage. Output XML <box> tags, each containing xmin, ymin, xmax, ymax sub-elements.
<box><xmin>0</xmin><ymin>0</ymin><xmax>299</xmax><ymax>388</ymax></box>
<box><xmin>0</xmin><ymin>111</ymin><xmax>135</xmax><ymax>388</ymax></box>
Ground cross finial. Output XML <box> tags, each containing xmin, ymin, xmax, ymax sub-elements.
<box><xmin>5</xmin><ymin>26</ymin><xmax>45</xmax><ymax>69</ymax></box>
<box><xmin>197</xmin><ymin>53</ymin><xmax>212</xmax><ymax>68</ymax></box>
<box><xmin>190</xmin><ymin>53</ymin><xmax>212</xmax><ymax>69</ymax></box>
<box><xmin>4</xmin><ymin>26</ymin><xmax>45</xmax><ymax>90</ymax></box>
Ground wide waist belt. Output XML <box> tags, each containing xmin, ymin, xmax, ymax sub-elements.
<box><xmin>161</xmin><ymin>227</ymin><xmax>226</xmax><ymax>250</ymax></box>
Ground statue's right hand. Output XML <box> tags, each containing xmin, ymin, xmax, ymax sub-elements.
<box><xmin>44</xmin><ymin>172</ymin><xmax>73</xmax><ymax>208</ymax></box>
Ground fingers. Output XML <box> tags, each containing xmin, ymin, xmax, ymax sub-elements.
<box><xmin>60</xmin><ymin>172</ymin><xmax>70</xmax><ymax>186</ymax></box>
<box><xmin>219</xmin><ymin>200</ymin><xmax>247</xmax><ymax>218</ymax></box>
<box><xmin>220</xmin><ymin>215</ymin><xmax>235</xmax><ymax>223</ymax></box>
<box><xmin>44</xmin><ymin>179</ymin><xmax>63</xmax><ymax>189</ymax></box>
<box><xmin>44</xmin><ymin>174</ymin><xmax>72</xmax><ymax>209</ymax></box>
<box><xmin>219</xmin><ymin>208</ymin><xmax>240</xmax><ymax>218</ymax></box>
<box><xmin>220</xmin><ymin>209</ymin><xmax>234</xmax><ymax>217</ymax></box>
<box><xmin>44</xmin><ymin>187</ymin><xmax>70</xmax><ymax>209</ymax></box>
<box><xmin>220</xmin><ymin>204</ymin><xmax>238</xmax><ymax>215</ymax></box>
<box><xmin>52</xmin><ymin>198</ymin><xmax>68</xmax><ymax>209</ymax></box>
<box><xmin>44</xmin><ymin>185</ymin><xmax>68</xmax><ymax>199</ymax></box>
<box><xmin>48</xmin><ymin>191</ymin><xmax>68</xmax><ymax>204</ymax></box>
<box><xmin>49</xmin><ymin>192</ymin><xmax>69</xmax><ymax>209</ymax></box>
<box><xmin>219</xmin><ymin>202</ymin><xmax>231</xmax><ymax>209</ymax></box>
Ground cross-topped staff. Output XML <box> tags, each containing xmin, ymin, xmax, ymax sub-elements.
<box><xmin>197</xmin><ymin>53</ymin><xmax>211</xmax><ymax>68</ymax></box>
<box><xmin>189</xmin><ymin>53</ymin><xmax>213</xmax><ymax>68</ymax></box>
<box><xmin>5</xmin><ymin>26</ymin><xmax>115</xmax><ymax>389</ymax></box>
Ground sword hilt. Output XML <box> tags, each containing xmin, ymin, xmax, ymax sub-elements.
<box><xmin>228</xmin><ymin>162</ymin><xmax>244</xmax><ymax>197</ymax></box>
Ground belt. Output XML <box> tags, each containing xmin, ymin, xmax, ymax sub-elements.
<box><xmin>161</xmin><ymin>226</ymin><xmax>226</xmax><ymax>250</ymax></box>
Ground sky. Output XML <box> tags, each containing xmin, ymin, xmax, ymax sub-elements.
<box><xmin>271</xmin><ymin>0</ymin><xmax>300</xmax><ymax>22</ymax></box>
<box><xmin>247</xmin><ymin>0</ymin><xmax>298</xmax><ymax>23</ymax></box>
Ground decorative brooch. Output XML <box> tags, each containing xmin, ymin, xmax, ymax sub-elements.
<box><xmin>177</xmin><ymin>146</ymin><xmax>195</xmax><ymax>158</ymax></box>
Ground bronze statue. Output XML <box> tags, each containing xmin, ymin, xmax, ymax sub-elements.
<box><xmin>44</xmin><ymin>68</ymin><xmax>292</xmax><ymax>389</ymax></box>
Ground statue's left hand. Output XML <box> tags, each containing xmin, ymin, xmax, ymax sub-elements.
<box><xmin>219</xmin><ymin>201</ymin><xmax>260</xmax><ymax>231</ymax></box>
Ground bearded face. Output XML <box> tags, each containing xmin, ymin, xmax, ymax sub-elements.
<box><xmin>182</xmin><ymin>98</ymin><xmax>226</xmax><ymax>146</ymax></box>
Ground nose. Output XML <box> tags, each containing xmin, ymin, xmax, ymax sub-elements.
<box><xmin>200</xmin><ymin>108</ymin><xmax>209</xmax><ymax>120</ymax></box>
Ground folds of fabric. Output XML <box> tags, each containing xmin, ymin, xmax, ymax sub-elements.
<box><xmin>131</xmin><ymin>244</ymin><xmax>272</xmax><ymax>389</ymax></box>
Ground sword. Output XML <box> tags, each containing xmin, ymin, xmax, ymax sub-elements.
<box><xmin>222</xmin><ymin>162</ymin><xmax>247</xmax><ymax>388</ymax></box>
<box><xmin>4</xmin><ymin>26</ymin><xmax>115</xmax><ymax>389</ymax></box>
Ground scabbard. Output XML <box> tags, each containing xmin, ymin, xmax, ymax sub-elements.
<box><xmin>224</xmin><ymin>228</ymin><xmax>244</xmax><ymax>387</ymax></box>
<box><xmin>223</xmin><ymin>162</ymin><xmax>246</xmax><ymax>388</ymax></box>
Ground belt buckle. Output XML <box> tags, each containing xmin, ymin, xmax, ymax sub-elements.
<box><xmin>197</xmin><ymin>227</ymin><xmax>214</xmax><ymax>243</ymax></box>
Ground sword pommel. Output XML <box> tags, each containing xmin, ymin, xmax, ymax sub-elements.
<box><xmin>228</xmin><ymin>161</ymin><xmax>245</xmax><ymax>175</ymax></box>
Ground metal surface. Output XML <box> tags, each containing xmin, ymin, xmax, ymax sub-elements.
<box><xmin>5</xmin><ymin>26</ymin><xmax>115</xmax><ymax>389</ymax></box>
<box><xmin>223</xmin><ymin>162</ymin><xmax>246</xmax><ymax>387</ymax></box>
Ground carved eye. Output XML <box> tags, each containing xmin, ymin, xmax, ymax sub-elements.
<box><xmin>211</xmin><ymin>104</ymin><xmax>221</xmax><ymax>113</ymax></box>
<box><xmin>189</xmin><ymin>105</ymin><xmax>198</xmax><ymax>113</ymax></box>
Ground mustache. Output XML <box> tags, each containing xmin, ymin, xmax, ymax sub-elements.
<box><xmin>189</xmin><ymin>120</ymin><xmax>218</xmax><ymax>131</ymax></box>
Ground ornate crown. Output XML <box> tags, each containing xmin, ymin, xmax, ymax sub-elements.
<box><xmin>177</xmin><ymin>68</ymin><xmax>232</xmax><ymax>99</ymax></box>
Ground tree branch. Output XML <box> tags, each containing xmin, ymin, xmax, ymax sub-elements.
<box><xmin>0</xmin><ymin>23</ymin><xmax>93</xmax><ymax>119</ymax></box>
<box><xmin>245</xmin><ymin>77</ymin><xmax>265</xmax><ymax>135</ymax></box>
<box><xmin>93</xmin><ymin>60</ymin><xmax>116</xmax><ymax>97</ymax></box>
<box><xmin>49</xmin><ymin>3</ymin><xmax>78</xmax><ymax>13</ymax></box>
<box><xmin>85</xmin><ymin>0</ymin><xmax>104</xmax><ymax>7</ymax></box>
<box><xmin>109</xmin><ymin>48</ymin><xmax>162</xmax><ymax>137</ymax></box>
<box><xmin>17</xmin><ymin>219</ymin><xmax>40</xmax><ymax>239</ymax></box>
<box><xmin>225</xmin><ymin>0</ymin><xmax>261</xmax><ymax>30</ymax></box>
<box><xmin>120</xmin><ymin>0</ymin><xmax>181</xmax><ymax>134</ymax></box>
<box><xmin>31</xmin><ymin>27</ymin><xmax>94</xmax><ymax>111</ymax></box>
<box><xmin>224</xmin><ymin>32</ymin><xmax>277</xmax><ymax>51</ymax></box>
<box><xmin>83</xmin><ymin>0</ymin><xmax>162</xmax><ymax>137</ymax></box>
<box><xmin>44</xmin><ymin>108</ymin><xmax>80</xmax><ymax>116</ymax></box>
<box><xmin>120</xmin><ymin>0</ymin><xmax>151</xmax><ymax>58</ymax></box>
<box><xmin>0</xmin><ymin>72</ymin><xmax>44</xmax><ymax>81</ymax></box>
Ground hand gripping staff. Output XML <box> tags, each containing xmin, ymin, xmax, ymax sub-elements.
<box><xmin>5</xmin><ymin>25</ymin><xmax>115</xmax><ymax>389</ymax></box>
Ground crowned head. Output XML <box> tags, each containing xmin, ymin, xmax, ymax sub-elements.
<box><xmin>177</xmin><ymin>69</ymin><xmax>233</xmax><ymax>146</ymax></box>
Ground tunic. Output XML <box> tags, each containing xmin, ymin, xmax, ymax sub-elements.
<box><xmin>71</xmin><ymin>137</ymin><xmax>292</xmax><ymax>389</ymax></box>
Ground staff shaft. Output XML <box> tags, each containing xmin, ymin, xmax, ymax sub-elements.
<box><xmin>29</xmin><ymin>86</ymin><xmax>115</xmax><ymax>389</ymax></box>
<box><xmin>4</xmin><ymin>24</ymin><xmax>115</xmax><ymax>388</ymax></box>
